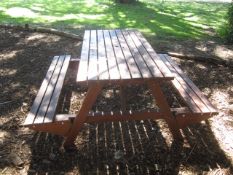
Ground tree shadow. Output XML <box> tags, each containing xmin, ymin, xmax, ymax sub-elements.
<box><xmin>24</xmin><ymin>82</ymin><xmax>233</xmax><ymax>174</ymax></box>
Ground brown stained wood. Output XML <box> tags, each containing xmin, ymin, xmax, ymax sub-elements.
<box><xmin>159</xmin><ymin>55</ymin><xmax>202</xmax><ymax>113</ymax></box>
<box><xmin>127</xmin><ymin>30</ymin><xmax>164</xmax><ymax>78</ymax></box>
<box><xmin>134</xmin><ymin>30</ymin><xmax>173</xmax><ymax>78</ymax></box>
<box><xmin>64</xmin><ymin>84</ymin><xmax>103</xmax><ymax>145</ymax></box>
<box><xmin>148</xmin><ymin>81</ymin><xmax>183</xmax><ymax>140</ymax></box>
<box><xmin>109</xmin><ymin>30</ymin><xmax>131</xmax><ymax>79</ymax></box>
<box><xmin>162</xmin><ymin>54</ymin><xmax>218</xmax><ymax>113</ymax></box>
<box><xmin>29</xmin><ymin>120</ymin><xmax>72</xmax><ymax>136</ymax></box>
<box><xmin>24</xmin><ymin>56</ymin><xmax>59</xmax><ymax>126</ymax></box>
<box><xmin>76</xmin><ymin>30</ymin><xmax>90</xmax><ymax>82</ymax></box>
<box><xmin>54</xmin><ymin>108</ymin><xmax>190</xmax><ymax>122</ymax></box>
<box><xmin>103</xmin><ymin>30</ymin><xmax>121</xmax><ymax>80</ymax></box>
<box><xmin>34</xmin><ymin>56</ymin><xmax>65</xmax><ymax>124</ymax></box>
<box><xmin>121</xmin><ymin>30</ymin><xmax>152</xmax><ymax>79</ymax></box>
<box><xmin>86</xmin><ymin>110</ymin><xmax>164</xmax><ymax>123</ymax></box>
<box><xmin>88</xmin><ymin>30</ymin><xmax>98</xmax><ymax>81</ymax></box>
<box><xmin>115</xmin><ymin>30</ymin><xmax>141</xmax><ymax>79</ymax></box>
<box><xmin>160</xmin><ymin>54</ymin><xmax>209</xmax><ymax>113</ymax></box>
<box><xmin>97</xmin><ymin>30</ymin><xmax>109</xmax><ymax>80</ymax></box>
<box><xmin>44</xmin><ymin>55</ymin><xmax>71</xmax><ymax>123</ymax></box>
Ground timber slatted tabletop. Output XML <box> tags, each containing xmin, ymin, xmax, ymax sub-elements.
<box><xmin>76</xmin><ymin>29</ymin><xmax>174</xmax><ymax>85</ymax></box>
<box><xmin>23</xmin><ymin>29</ymin><xmax>218</xmax><ymax>149</ymax></box>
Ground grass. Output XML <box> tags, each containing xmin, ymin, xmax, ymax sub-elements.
<box><xmin>0</xmin><ymin>0</ymin><xmax>229</xmax><ymax>40</ymax></box>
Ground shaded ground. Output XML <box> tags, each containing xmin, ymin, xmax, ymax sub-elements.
<box><xmin>0</xmin><ymin>29</ymin><xmax>233</xmax><ymax>175</ymax></box>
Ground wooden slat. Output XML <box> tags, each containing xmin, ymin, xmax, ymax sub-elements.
<box><xmin>97</xmin><ymin>30</ymin><xmax>109</xmax><ymax>80</ymax></box>
<box><xmin>24</xmin><ymin>56</ymin><xmax>59</xmax><ymax>125</ymax></box>
<box><xmin>162</xmin><ymin>54</ymin><xmax>217</xmax><ymax>113</ymax></box>
<box><xmin>159</xmin><ymin>55</ymin><xmax>203</xmax><ymax>113</ymax></box>
<box><xmin>34</xmin><ymin>55</ymin><xmax>65</xmax><ymax>124</ymax></box>
<box><xmin>115</xmin><ymin>30</ymin><xmax>141</xmax><ymax>79</ymax></box>
<box><xmin>127</xmin><ymin>30</ymin><xmax>164</xmax><ymax>78</ymax></box>
<box><xmin>121</xmin><ymin>30</ymin><xmax>152</xmax><ymax>78</ymax></box>
<box><xmin>86</xmin><ymin>110</ymin><xmax>164</xmax><ymax>123</ymax></box>
<box><xmin>88</xmin><ymin>30</ymin><xmax>98</xmax><ymax>81</ymax></box>
<box><xmin>76</xmin><ymin>30</ymin><xmax>90</xmax><ymax>82</ymax></box>
<box><xmin>109</xmin><ymin>30</ymin><xmax>131</xmax><ymax>79</ymax></box>
<box><xmin>134</xmin><ymin>30</ymin><xmax>173</xmax><ymax>78</ymax></box>
<box><xmin>44</xmin><ymin>55</ymin><xmax>71</xmax><ymax>123</ymax></box>
<box><xmin>103</xmin><ymin>30</ymin><xmax>121</xmax><ymax>80</ymax></box>
<box><xmin>165</xmin><ymin>56</ymin><xmax>209</xmax><ymax>112</ymax></box>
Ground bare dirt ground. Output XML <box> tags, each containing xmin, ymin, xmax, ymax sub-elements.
<box><xmin>0</xmin><ymin>29</ymin><xmax>233</xmax><ymax>175</ymax></box>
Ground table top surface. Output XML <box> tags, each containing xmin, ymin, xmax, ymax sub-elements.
<box><xmin>76</xmin><ymin>29</ymin><xmax>173</xmax><ymax>84</ymax></box>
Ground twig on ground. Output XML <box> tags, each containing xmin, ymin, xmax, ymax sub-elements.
<box><xmin>0</xmin><ymin>101</ymin><xmax>12</xmax><ymax>105</ymax></box>
<box><xmin>0</xmin><ymin>24</ymin><xmax>83</xmax><ymax>41</ymax></box>
<box><xmin>166</xmin><ymin>52</ymin><xmax>233</xmax><ymax>68</ymax></box>
<box><xmin>185</xmin><ymin>142</ymin><xmax>197</xmax><ymax>162</ymax></box>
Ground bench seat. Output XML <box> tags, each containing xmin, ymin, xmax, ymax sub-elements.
<box><xmin>24</xmin><ymin>55</ymin><xmax>71</xmax><ymax>128</ymax></box>
<box><xmin>159</xmin><ymin>54</ymin><xmax>218</xmax><ymax>122</ymax></box>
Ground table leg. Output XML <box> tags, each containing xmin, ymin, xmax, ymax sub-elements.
<box><xmin>64</xmin><ymin>84</ymin><xmax>103</xmax><ymax>147</ymax></box>
<box><xmin>147</xmin><ymin>81</ymin><xmax>183</xmax><ymax>140</ymax></box>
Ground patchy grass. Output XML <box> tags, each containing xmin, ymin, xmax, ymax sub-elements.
<box><xmin>0</xmin><ymin>0</ymin><xmax>228</xmax><ymax>39</ymax></box>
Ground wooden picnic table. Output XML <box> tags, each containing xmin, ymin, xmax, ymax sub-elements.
<box><xmin>64</xmin><ymin>29</ymin><xmax>182</xmax><ymax>146</ymax></box>
<box><xmin>24</xmin><ymin>29</ymin><xmax>218</xmax><ymax>148</ymax></box>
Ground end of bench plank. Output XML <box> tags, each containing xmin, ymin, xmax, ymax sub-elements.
<box><xmin>27</xmin><ymin>120</ymin><xmax>72</xmax><ymax>136</ymax></box>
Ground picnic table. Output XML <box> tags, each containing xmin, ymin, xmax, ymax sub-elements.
<box><xmin>23</xmin><ymin>29</ymin><xmax>218</xmax><ymax>148</ymax></box>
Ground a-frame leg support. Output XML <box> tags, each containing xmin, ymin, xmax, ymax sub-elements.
<box><xmin>64</xmin><ymin>83</ymin><xmax>103</xmax><ymax>147</ymax></box>
<box><xmin>147</xmin><ymin>81</ymin><xmax>183</xmax><ymax>140</ymax></box>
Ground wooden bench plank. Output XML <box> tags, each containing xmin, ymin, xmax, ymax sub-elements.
<box><xmin>134</xmin><ymin>30</ymin><xmax>173</xmax><ymax>78</ymax></box>
<box><xmin>121</xmin><ymin>30</ymin><xmax>152</xmax><ymax>79</ymax></box>
<box><xmin>161</xmin><ymin>54</ymin><xmax>210</xmax><ymax>113</ymax></box>
<box><xmin>24</xmin><ymin>56</ymin><xmax>59</xmax><ymax>125</ymax></box>
<box><xmin>97</xmin><ymin>30</ymin><xmax>109</xmax><ymax>80</ymax></box>
<box><xmin>115</xmin><ymin>29</ymin><xmax>142</xmax><ymax>79</ymax></box>
<box><xmin>109</xmin><ymin>30</ymin><xmax>131</xmax><ymax>79</ymax></box>
<box><xmin>34</xmin><ymin>55</ymin><xmax>65</xmax><ymax>124</ymax></box>
<box><xmin>76</xmin><ymin>30</ymin><xmax>90</xmax><ymax>82</ymax></box>
<box><xmin>103</xmin><ymin>30</ymin><xmax>121</xmax><ymax>80</ymax></box>
<box><xmin>162</xmin><ymin>54</ymin><xmax>218</xmax><ymax>113</ymax></box>
<box><xmin>44</xmin><ymin>55</ymin><xmax>71</xmax><ymax>123</ymax></box>
<box><xmin>159</xmin><ymin>55</ymin><xmax>202</xmax><ymax>113</ymax></box>
<box><xmin>127</xmin><ymin>30</ymin><xmax>164</xmax><ymax>78</ymax></box>
<box><xmin>88</xmin><ymin>30</ymin><xmax>98</xmax><ymax>81</ymax></box>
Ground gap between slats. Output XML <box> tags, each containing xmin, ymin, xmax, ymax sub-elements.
<box><xmin>160</xmin><ymin>55</ymin><xmax>202</xmax><ymax>113</ymax></box>
<box><xmin>24</xmin><ymin>56</ymin><xmax>59</xmax><ymax>125</ymax></box>
<box><xmin>34</xmin><ymin>56</ymin><xmax>66</xmax><ymax>124</ymax></box>
<box><xmin>44</xmin><ymin>55</ymin><xmax>71</xmax><ymax>123</ymax></box>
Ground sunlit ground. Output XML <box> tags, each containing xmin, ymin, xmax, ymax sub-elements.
<box><xmin>0</xmin><ymin>0</ymin><xmax>228</xmax><ymax>39</ymax></box>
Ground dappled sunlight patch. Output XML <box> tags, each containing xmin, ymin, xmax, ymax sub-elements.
<box><xmin>26</xmin><ymin>33</ymin><xmax>47</xmax><ymax>41</ymax></box>
<box><xmin>184</xmin><ymin>15</ymin><xmax>199</xmax><ymax>22</ymax></box>
<box><xmin>78</xmin><ymin>13</ymin><xmax>105</xmax><ymax>20</ymax></box>
<box><xmin>0</xmin><ymin>68</ymin><xmax>17</xmax><ymax>76</ymax></box>
<box><xmin>5</xmin><ymin>7</ymin><xmax>37</xmax><ymax>18</ymax></box>
<box><xmin>208</xmin><ymin>89</ymin><xmax>233</xmax><ymax>162</ymax></box>
<box><xmin>211</xmin><ymin>89</ymin><xmax>230</xmax><ymax>111</ymax></box>
<box><xmin>30</xmin><ymin>6</ymin><xmax>45</xmax><ymax>12</ymax></box>
<box><xmin>214</xmin><ymin>46</ymin><xmax>233</xmax><ymax>61</ymax></box>
<box><xmin>195</xmin><ymin>63</ymin><xmax>208</xmax><ymax>70</ymax></box>
<box><xmin>0</xmin><ymin>50</ymin><xmax>22</xmax><ymax>61</ymax></box>
<box><xmin>155</xmin><ymin>119</ymin><xmax>174</xmax><ymax>147</ymax></box>
<box><xmin>25</xmin><ymin>33</ymin><xmax>60</xmax><ymax>44</ymax></box>
<box><xmin>117</xmin><ymin>11</ymin><xmax>126</xmax><ymax>18</ymax></box>
<box><xmin>0</xmin><ymin>7</ymin><xmax>6</xmax><ymax>11</ymax></box>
